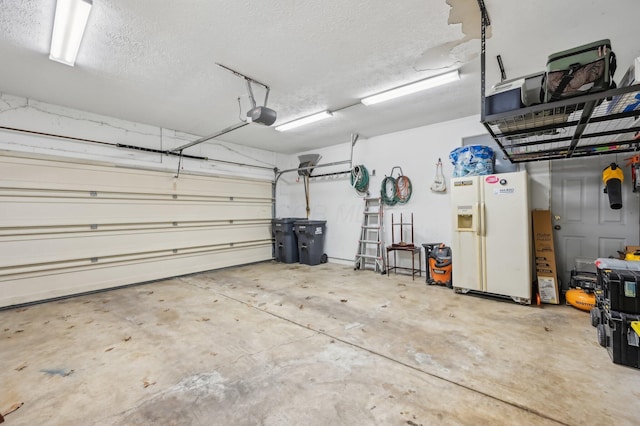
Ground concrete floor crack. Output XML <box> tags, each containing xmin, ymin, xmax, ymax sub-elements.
<box><xmin>227</xmin><ymin>331</ymin><xmax>320</xmax><ymax>367</ymax></box>
<box><xmin>215</xmin><ymin>290</ymin><xmax>571</xmax><ymax>426</ymax></box>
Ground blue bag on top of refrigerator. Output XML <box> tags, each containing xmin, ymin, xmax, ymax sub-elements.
<box><xmin>449</xmin><ymin>145</ymin><xmax>494</xmax><ymax>177</ymax></box>
<box><xmin>543</xmin><ymin>39</ymin><xmax>617</xmax><ymax>103</ymax></box>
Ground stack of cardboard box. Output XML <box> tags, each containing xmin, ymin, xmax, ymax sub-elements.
<box><xmin>532</xmin><ymin>210</ymin><xmax>560</xmax><ymax>304</ymax></box>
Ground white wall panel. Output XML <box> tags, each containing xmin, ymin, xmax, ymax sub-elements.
<box><xmin>0</xmin><ymin>152</ymin><xmax>273</xmax><ymax>307</ymax></box>
<box><xmin>277</xmin><ymin>116</ymin><xmax>488</xmax><ymax>265</ymax></box>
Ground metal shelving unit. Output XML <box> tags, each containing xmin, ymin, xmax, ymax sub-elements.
<box><xmin>482</xmin><ymin>84</ymin><xmax>640</xmax><ymax>163</ymax></box>
<box><xmin>476</xmin><ymin>0</ymin><xmax>640</xmax><ymax>163</ymax></box>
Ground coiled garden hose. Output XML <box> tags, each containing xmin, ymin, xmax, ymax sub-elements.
<box><xmin>381</xmin><ymin>176</ymin><xmax>398</xmax><ymax>206</ymax></box>
<box><xmin>380</xmin><ymin>174</ymin><xmax>412</xmax><ymax>205</ymax></box>
<box><xmin>350</xmin><ymin>165</ymin><xmax>369</xmax><ymax>194</ymax></box>
<box><xmin>395</xmin><ymin>175</ymin><xmax>412</xmax><ymax>204</ymax></box>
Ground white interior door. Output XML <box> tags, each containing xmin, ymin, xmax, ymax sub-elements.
<box><xmin>551</xmin><ymin>156</ymin><xmax>640</xmax><ymax>292</ymax></box>
<box><xmin>0</xmin><ymin>152</ymin><xmax>273</xmax><ymax>308</ymax></box>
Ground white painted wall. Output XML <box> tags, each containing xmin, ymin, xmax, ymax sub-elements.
<box><xmin>0</xmin><ymin>93</ymin><xmax>276</xmax><ymax>181</ymax></box>
<box><xmin>0</xmin><ymin>92</ymin><xmax>553</xmax><ymax>272</ymax></box>
<box><xmin>276</xmin><ymin>115</ymin><xmax>553</xmax><ymax>268</ymax></box>
<box><xmin>527</xmin><ymin>161</ymin><xmax>552</xmax><ymax>211</ymax></box>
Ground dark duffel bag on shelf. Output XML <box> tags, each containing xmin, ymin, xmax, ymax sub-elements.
<box><xmin>543</xmin><ymin>39</ymin><xmax>617</xmax><ymax>103</ymax></box>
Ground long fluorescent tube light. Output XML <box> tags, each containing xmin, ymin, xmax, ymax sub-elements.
<box><xmin>361</xmin><ymin>70</ymin><xmax>460</xmax><ymax>106</ymax></box>
<box><xmin>50</xmin><ymin>0</ymin><xmax>93</xmax><ymax>66</ymax></box>
<box><xmin>275</xmin><ymin>111</ymin><xmax>333</xmax><ymax>132</ymax></box>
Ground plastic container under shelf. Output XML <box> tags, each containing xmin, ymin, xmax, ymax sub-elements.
<box><xmin>449</xmin><ymin>145</ymin><xmax>494</xmax><ymax>177</ymax></box>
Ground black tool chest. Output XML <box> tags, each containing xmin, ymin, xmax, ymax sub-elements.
<box><xmin>593</xmin><ymin>266</ymin><xmax>640</xmax><ymax>368</ymax></box>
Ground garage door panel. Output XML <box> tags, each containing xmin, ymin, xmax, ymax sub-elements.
<box><xmin>1</xmin><ymin>198</ymin><xmax>271</xmax><ymax>227</ymax></box>
<box><xmin>0</xmin><ymin>244</ymin><xmax>272</xmax><ymax>308</ymax></box>
<box><xmin>0</xmin><ymin>241</ymin><xmax>271</xmax><ymax>278</ymax></box>
<box><xmin>0</xmin><ymin>153</ymin><xmax>274</xmax><ymax>308</ymax></box>
<box><xmin>0</xmin><ymin>224</ymin><xmax>272</xmax><ymax>268</ymax></box>
<box><xmin>0</xmin><ymin>220</ymin><xmax>270</xmax><ymax>237</ymax></box>
<box><xmin>0</xmin><ymin>155</ymin><xmax>272</xmax><ymax>199</ymax></box>
<box><xmin>0</xmin><ymin>188</ymin><xmax>270</xmax><ymax>203</ymax></box>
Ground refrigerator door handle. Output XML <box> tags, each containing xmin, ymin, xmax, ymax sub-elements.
<box><xmin>474</xmin><ymin>202</ymin><xmax>484</xmax><ymax>290</ymax></box>
<box><xmin>480</xmin><ymin>202</ymin><xmax>486</xmax><ymax>236</ymax></box>
<box><xmin>473</xmin><ymin>203</ymin><xmax>481</xmax><ymax>236</ymax></box>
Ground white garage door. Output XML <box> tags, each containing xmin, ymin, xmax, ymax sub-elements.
<box><xmin>0</xmin><ymin>153</ymin><xmax>273</xmax><ymax>308</ymax></box>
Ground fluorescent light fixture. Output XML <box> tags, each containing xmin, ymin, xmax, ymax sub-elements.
<box><xmin>275</xmin><ymin>111</ymin><xmax>333</xmax><ymax>132</ymax></box>
<box><xmin>361</xmin><ymin>70</ymin><xmax>460</xmax><ymax>106</ymax></box>
<box><xmin>49</xmin><ymin>0</ymin><xmax>93</xmax><ymax>66</ymax></box>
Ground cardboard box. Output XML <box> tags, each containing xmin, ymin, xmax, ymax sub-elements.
<box><xmin>625</xmin><ymin>245</ymin><xmax>640</xmax><ymax>254</ymax></box>
<box><xmin>532</xmin><ymin>210</ymin><xmax>560</xmax><ymax>304</ymax></box>
<box><xmin>622</xmin><ymin>245</ymin><xmax>640</xmax><ymax>261</ymax></box>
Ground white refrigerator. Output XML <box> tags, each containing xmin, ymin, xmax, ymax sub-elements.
<box><xmin>450</xmin><ymin>170</ymin><xmax>532</xmax><ymax>304</ymax></box>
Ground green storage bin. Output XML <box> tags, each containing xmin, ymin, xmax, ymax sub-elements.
<box><xmin>544</xmin><ymin>39</ymin><xmax>616</xmax><ymax>103</ymax></box>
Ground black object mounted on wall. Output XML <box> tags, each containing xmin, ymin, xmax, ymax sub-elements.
<box><xmin>603</xmin><ymin>162</ymin><xmax>624</xmax><ymax>209</ymax></box>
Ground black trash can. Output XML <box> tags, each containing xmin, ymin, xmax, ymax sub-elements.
<box><xmin>273</xmin><ymin>218</ymin><xmax>305</xmax><ymax>263</ymax></box>
<box><xmin>294</xmin><ymin>220</ymin><xmax>327</xmax><ymax>266</ymax></box>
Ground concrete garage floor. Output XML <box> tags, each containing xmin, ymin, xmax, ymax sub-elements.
<box><xmin>1</xmin><ymin>262</ymin><xmax>639</xmax><ymax>425</ymax></box>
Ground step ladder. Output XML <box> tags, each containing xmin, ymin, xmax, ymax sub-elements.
<box><xmin>354</xmin><ymin>197</ymin><xmax>386</xmax><ymax>273</ymax></box>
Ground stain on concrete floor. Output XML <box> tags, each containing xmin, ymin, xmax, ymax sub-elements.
<box><xmin>1</xmin><ymin>261</ymin><xmax>639</xmax><ymax>425</ymax></box>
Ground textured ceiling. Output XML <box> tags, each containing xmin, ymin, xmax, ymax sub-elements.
<box><xmin>0</xmin><ymin>1</ymin><xmax>639</xmax><ymax>154</ymax></box>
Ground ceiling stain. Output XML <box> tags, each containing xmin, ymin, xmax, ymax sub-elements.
<box><xmin>415</xmin><ymin>0</ymin><xmax>488</xmax><ymax>72</ymax></box>
<box><xmin>446</xmin><ymin>0</ymin><xmax>490</xmax><ymax>41</ymax></box>
<box><xmin>415</xmin><ymin>41</ymin><xmax>462</xmax><ymax>71</ymax></box>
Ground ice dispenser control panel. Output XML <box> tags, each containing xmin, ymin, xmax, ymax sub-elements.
<box><xmin>456</xmin><ymin>205</ymin><xmax>474</xmax><ymax>230</ymax></box>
